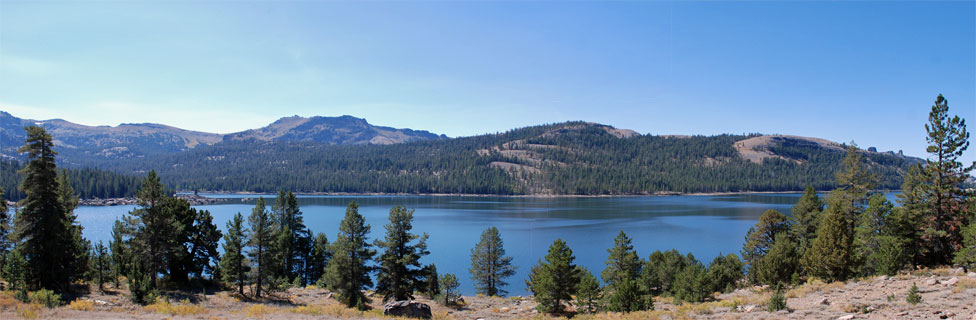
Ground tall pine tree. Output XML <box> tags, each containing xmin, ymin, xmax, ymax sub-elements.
<box><xmin>469</xmin><ymin>226</ymin><xmax>516</xmax><ymax>297</ymax></box>
<box><xmin>323</xmin><ymin>201</ymin><xmax>376</xmax><ymax>309</ymax></box>
<box><xmin>125</xmin><ymin>171</ymin><xmax>177</xmax><ymax>288</ymax></box>
<box><xmin>375</xmin><ymin>206</ymin><xmax>429</xmax><ymax>302</ymax></box>
<box><xmin>246</xmin><ymin>198</ymin><xmax>275</xmax><ymax>298</ymax></box>
<box><xmin>526</xmin><ymin>239</ymin><xmax>580</xmax><ymax>314</ymax></box>
<box><xmin>602</xmin><ymin>231</ymin><xmax>646</xmax><ymax>312</ymax></box>
<box><xmin>221</xmin><ymin>213</ymin><xmax>249</xmax><ymax>296</ymax></box>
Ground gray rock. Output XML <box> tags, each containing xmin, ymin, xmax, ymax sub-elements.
<box><xmin>968</xmin><ymin>272</ymin><xmax>976</xmax><ymax>277</ymax></box>
<box><xmin>383</xmin><ymin>300</ymin><xmax>432</xmax><ymax>319</ymax></box>
<box><xmin>946</xmin><ymin>277</ymin><xmax>960</xmax><ymax>286</ymax></box>
<box><xmin>837</xmin><ymin>314</ymin><xmax>855</xmax><ymax>320</ymax></box>
<box><xmin>820</xmin><ymin>298</ymin><xmax>830</xmax><ymax>305</ymax></box>
<box><xmin>926</xmin><ymin>278</ymin><xmax>940</xmax><ymax>285</ymax></box>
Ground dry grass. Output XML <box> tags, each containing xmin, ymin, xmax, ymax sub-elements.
<box><xmin>953</xmin><ymin>277</ymin><xmax>976</xmax><ymax>293</ymax></box>
<box><xmin>0</xmin><ymin>291</ymin><xmax>19</xmax><ymax>311</ymax></box>
<box><xmin>244</xmin><ymin>304</ymin><xmax>278</xmax><ymax>318</ymax></box>
<box><xmin>144</xmin><ymin>298</ymin><xmax>209</xmax><ymax>316</ymax></box>
<box><xmin>786</xmin><ymin>279</ymin><xmax>846</xmax><ymax>298</ymax></box>
<box><xmin>576</xmin><ymin>310</ymin><xmax>683</xmax><ymax>320</ymax></box>
<box><xmin>288</xmin><ymin>303</ymin><xmax>369</xmax><ymax>318</ymax></box>
<box><xmin>68</xmin><ymin>299</ymin><xmax>95</xmax><ymax>311</ymax></box>
<box><xmin>432</xmin><ymin>310</ymin><xmax>456</xmax><ymax>320</ymax></box>
<box><xmin>15</xmin><ymin>303</ymin><xmax>41</xmax><ymax>319</ymax></box>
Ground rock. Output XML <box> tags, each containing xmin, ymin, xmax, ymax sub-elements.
<box><xmin>837</xmin><ymin>315</ymin><xmax>855</xmax><ymax>320</ymax></box>
<box><xmin>820</xmin><ymin>298</ymin><xmax>830</xmax><ymax>305</ymax></box>
<box><xmin>742</xmin><ymin>304</ymin><xmax>757</xmax><ymax>312</ymax></box>
<box><xmin>956</xmin><ymin>267</ymin><xmax>966</xmax><ymax>275</ymax></box>
<box><xmin>896</xmin><ymin>311</ymin><xmax>908</xmax><ymax>316</ymax></box>
<box><xmin>325</xmin><ymin>292</ymin><xmax>334</xmax><ymax>299</ymax></box>
<box><xmin>383</xmin><ymin>300</ymin><xmax>432</xmax><ymax>319</ymax></box>
<box><xmin>926</xmin><ymin>279</ymin><xmax>941</xmax><ymax>285</ymax></box>
<box><xmin>969</xmin><ymin>272</ymin><xmax>976</xmax><ymax>277</ymax></box>
<box><xmin>946</xmin><ymin>277</ymin><xmax>960</xmax><ymax>286</ymax></box>
<box><xmin>500</xmin><ymin>307</ymin><xmax>511</xmax><ymax>312</ymax></box>
<box><xmin>877</xmin><ymin>275</ymin><xmax>888</xmax><ymax>281</ymax></box>
<box><xmin>456</xmin><ymin>297</ymin><xmax>465</xmax><ymax>305</ymax></box>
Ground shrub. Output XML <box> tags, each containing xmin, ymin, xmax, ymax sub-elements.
<box><xmin>68</xmin><ymin>299</ymin><xmax>95</xmax><ymax>311</ymax></box>
<box><xmin>767</xmin><ymin>285</ymin><xmax>787</xmax><ymax>311</ymax></box>
<box><xmin>906</xmin><ymin>283</ymin><xmax>922</xmax><ymax>305</ymax></box>
<box><xmin>439</xmin><ymin>273</ymin><xmax>461</xmax><ymax>306</ymax></box>
<box><xmin>16</xmin><ymin>303</ymin><xmax>41</xmax><ymax>319</ymax></box>
<box><xmin>28</xmin><ymin>289</ymin><xmax>61</xmax><ymax>308</ymax></box>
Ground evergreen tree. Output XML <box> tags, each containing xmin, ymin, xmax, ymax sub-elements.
<box><xmin>271</xmin><ymin>190</ymin><xmax>307</xmax><ymax>282</ymax></box>
<box><xmin>835</xmin><ymin>144</ymin><xmax>879</xmax><ymax>211</ymax></box>
<box><xmin>575</xmin><ymin>267</ymin><xmax>602</xmax><ymax>314</ymax></box>
<box><xmin>58</xmin><ymin>170</ymin><xmax>90</xmax><ymax>285</ymax></box>
<box><xmin>422</xmin><ymin>264</ymin><xmax>440</xmax><ymax>299</ymax></box>
<box><xmin>191</xmin><ymin>209</ymin><xmax>222</xmax><ymax>280</ymax></box>
<box><xmin>742</xmin><ymin>209</ymin><xmax>790</xmax><ymax>283</ymax></box>
<box><xmin>753</xmin><ymin>233</ymin><xmax>799</xmax><ymax>286</ymax></box>
<box><xmin>126</xmin><ymin>171</ymin><xmax>177</xmax><ymax>288</ymax></box>
<box><xmin>0</xmin><ymin>187</ymin><xmax>11</xmax><ymax>286</ymax></box>
<box><xmin>438</xmin><ymin>273</ymin><xmax>460</xmax><ymax>306</ymax></box>
<box><xmin>919</xmin><ymin>94</ymin><xmax>975</xmax><ymax>265</ymax></box>
<box><xmin>602</xmin><ymin>231</ymin><xmax>645</xmax><ymax>312</ymax></box>
<box><xmin>375</xmin><ymin>206</ymin><xmax>429</xmax><ymax>302</ymax></box>
<box><xmin>854</xmin><ymin>193</ymin><xmax>909</xmax><ymax>276</ymax></box>
<box><xmin>307</xmin><ymin>232</ymin><xmax>330</xmax><ymax>286</ymax></box>
<box><xmin>790</xmin><ymin>186</ymin><xmax>824</xmax><ymax>251</ymax></box>
<box><xmin>706</xmin><ymin>253</ymin><xmax>744</xmax><ymax>293</ymax></box>
<box><xmin>12</xmin><ymin>126</ymin><xmax>79</xmax><ymax>291</ymax></box>
<box><xmin>801</xmin><ymin>190</ymin><xmax>854</xmax><ymax>282</ymax></box>
<box><xmin>92</xmin><ymin>241</ymin><xmax>108</xmax><ymax>291</ymax></box>
<box><xmin>672</xmin><ymin>262</ymin><xmax>711</xmax><ymax>303</ymax></box>
<box><xmin>246</xmin><ymin>197</ymin><xmax>275</xmax><ymax>298</ymax></box>
<box><xmin>953</xmin><ymin>218</ymin><xmax>976</xmax><ymax>270</ymax></box>
<box><xmin>109</xmin><ymin>219</ymin><xmax>128</xmax><ymax>288</ymax></box>
<box><xmin>894</xmin><ymin>164</ymin><xmax>926</xmax><ymax>267</ymax></box>
<box><xmin>221</xmin><ymin>213</ymin><xmax>248</xmax><ymax>296</ymax></box>
<box><xmin>640</xmin><ymin>249</ymin><xmax>692</xmax><ymax>296</ymax></box>
<box><xmin>469</xmin><ymin>226</ymin><xmax>516</xmax><ymax>297</ymax></box>
<box><xmin>526</xmin><ymin>239</ymin><xmax>580</xmax><ymax>314</ymax></box>
<box><xmin>323</xmin><ymin>201</ymin><xmax>376</xmax><ymax>309</ymax></box>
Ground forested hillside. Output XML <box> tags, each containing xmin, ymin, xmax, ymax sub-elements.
<box><xmin>95</xmin><ymin>122</ymin><xmax>919</xmax><ymax>195</ymax></box>
<box><xmin>0</xmin><ymin>159</ymin><xmax>141</xmax><ymax>201</ymax></box>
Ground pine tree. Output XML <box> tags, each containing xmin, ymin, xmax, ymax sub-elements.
<box><xmin>854</xmin><ymin>193</ymin><xmax>909</xmax><ymax>276</ymax></box>
<box><xmin>919</xmin><ymin>94</ymin><xmax>975</xmax><ymax>265</ymax></box>
<box><xmin>602</xmin><ymin>231</ymin><xmax>645</xmax><ymax>312</ymax></box>
<box><xmin>801</xmin><ymin>190</ymin><xmax>854</xmax><ymax>282</ymax></box>
<box><xmin>307</xmin><ymin>232</ymin><xmax>330</xmax><ymax>286</ymax></box>
<box><xmin>526</xmin><ymin>239</ymin><xmax>580</xmax><ymax>314</ymax></box>
<box><xmin>706</xmin><ymin>253</ymin><xmax>744</xmax><ymax>293</ymax></box>
<box><xmin>126</xmin><ymin>171</ymin><xmax>177</xmax><ymax>288</ymax></box>
<box><xmin>673</xmin><ymin>262</ymin><xmax>711</xmax><ymax>303</ymax></box>
<box><xmin>422</xmin><ymin>264</ymin><xmax>440</xmax><ymax>299</ymax></box>
<box><xmin>753</xmin><ymin>232</ymin><xmax>799</xmax><ymax>286</ymax></box>
<box><xmin>58</xmin><ymin>170</ymin><xmax>90</xmax><ymax>285</ymax></box>
<box><xmin>469</xmin><ymin>226</ymin><xmax>516</xmax><ymax>297</ymax></box>
<box><xmin>323</xmin><ymin>201</ymin><xmax>376</xmax><ymax>309</ymax></box>
<box><xmin>190</xmin><ymin>209</ymin><xmax>222</xmax><ymax>280</ymax></box>
<box><xmin>221</xmin><ymin>213</ymin><xmax>248</xmax><ymax>296</ymax></box>
<box><xmin>438</xmin><ymin>273</ymin><xmax>460</xmax><ymax>306</ymax></box>
<box><xmin>92</xmin><ymin>241</ymin><xmax>108</xmax><ymax>292</ymax></box>
<box><xmin>0</xmin><ymin>186</ymin><xmax>11</xmax><ymax>286</ymax></box>
<box><xmin>640</xmin><ymin>249</ymin><xmax>692</xmax><ymax>296</ymax></box>
<box><xmin>894</xmin><ymin>164</ymin><xmax>926</xmax><ymax>267</ymax></box>
<box><xmin>790</xmin><ymin>186</ymin><xmax>823</xmax><ymax>251</ymax></box>
<box><xmin>246</xmin><ymin>197</ymin><xmax>275</xmax><ymax>298</ymax></box>
<box><xmin>742</xmin><ymin>209</ymin><xmax>790</xmax><ymax>283</ymax></box>
<box><xmin>271</xmin><ymin>190</ymin><xmax>306</xmax><ymax>283</ymax></box>
<box><xmin>375</xmin><ymin>206</ymin><xmax>429</xmax><ymax>302</ymax></box>
<box><xmin>575</xmin><ymin>267</ymin><xmax>602</xmax><ymax>314</ymax></box>
<box><xmin>12</xmin><ymin>126</ymin><xmax>78</xmax><ymax>291</ymax></box>
<box><xmin>109</xmin><ymin>219</ymin><xmax>128</xmax><ymax>288</ymax></box>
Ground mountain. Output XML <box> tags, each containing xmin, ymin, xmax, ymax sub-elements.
<box><xmin>95</xmin><ymin>121</ymin><xmax>921</xmax><ymax>195</ymax></box>
<box><xmin>222</xmin><ymin>115</ymin><xmax>446</xmax><ymax>144</ymax></box>
<box><xmin>0</xmin><ymin>111</ymin><xmax>446</xmax><ymax>165</ymax></box>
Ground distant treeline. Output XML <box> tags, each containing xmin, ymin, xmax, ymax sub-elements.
<box><xmin>1</xmin><ymin>159</ymin><xmax>141</xmax><ymax>201</ymax></box>
<box><xmin>90</xmin><ymin>122</ymin><xmax>917</xmax><ymax>196</ymax></box>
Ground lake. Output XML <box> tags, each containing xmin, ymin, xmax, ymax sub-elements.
<box><xmin>69</xmin><ymin>193</ymin><xmax>805</xmax><ymax>295</ymax></box>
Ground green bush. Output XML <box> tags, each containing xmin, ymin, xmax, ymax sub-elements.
<box><xmin>29</xmin><ymin>289</ymin><xmax>62</xmax><ymax>308</ymax></box>
<box><xmin>767</xmin><ymin>285</ymin><xmax>787</xmax><ymax>311</ymax></box>
<box><xmin>906</xmin><ymin>283</ymin><xmax>922</xmax><ymax>305</ymax></box>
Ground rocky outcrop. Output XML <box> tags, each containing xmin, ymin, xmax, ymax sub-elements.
<box><xmin>383</xmin><ymin>300</ymin><xmax>432</xmax><ymax>319</ymax></box>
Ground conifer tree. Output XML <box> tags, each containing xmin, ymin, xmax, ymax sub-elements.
<box><xmin>58</xmin><ymin>170</ymin><xmax>90</xmax><ymax>284</ymax></box>
<box><xmin>854</xmin><ymin>193</ymin><xmax>909</xmax><ymax>276</ymax></box>
<box><xmin>307</xmin><ymin>232</ymin><xmax>330</xmax><ymax>286</ymax></box>
<box><xmin>221</xmin><ymin>213</ymin><xmax>248</xmax><ymax>296</ymax></box>
<box><xmin>109</xmin><ymin>219</ymin><xmax>128</xmax><ymax>288</ymax></box>
<box><xmin>0</xmin><ymin>187</ymin><xmax>11</xmax><ymax>283</ymax></box>
<box><xmin>753</xmin><ymin>233</ymin><xmax>799</xmax><ymax>286</ymax></box>
<box><xmin>801</xmin><ymin>190</ymin><xmax>854</xmax><ymax>282</ymax></box>
<box><xmin>790</xmin><ymin>186</ymin><xmax>823</xmax><ymax>251</ymax></box>
<box><xmin>706</xmin><ymin>253</ymin><xmax>744</xmax><ymax>293</ymax></box>
<box><xmin>422</xmin><ymin>264</ymin><xmax>440</xmax><ymax>299</ymax></box>
<box><xmin>640</xmin><ymin>249</ymin><xmax>692</xmax><ymax>297</ymax></box>
<box><xmin>126</xmin><ymin>171</ymin><xmax>176</xmax><ymax>288</ymax></box>
<box><xmin>894</xmin><ymin>164</ymin><xmax>926</xmax><ymax>267</ymax></box>
<box><xmin>602</xmin><ymin>231</ymin><xmax>645</xmax><ymax>312</ymax></box>
<box><xmin>575</xmin><ymin>267</ymin><xmax>602</xmax><ymax>314</ymax></box>
<box><xmin>92</xmin><ymin>241</ymin><xmax>108</xmax><ymax>292</ymax></box>
<box><xmin>323</xmin><ymin>201</ymin><xmax>376</xmax><ymax>309</ymax></box>
<box><xmin>919</xmin><ymin>94</ymin><xmax>974</xmax><ymax>265</ymax></box>
<box><xmin>469</xmin><ymin>226</ymin><xmax>516</xmax><ymax>297</ymax></box>
<box><xmin>247</xmin><ymin>198</ymin><xmax>275</xmax><ymax>298</ymax></box>
<box><xmin>672</xmin><ymin>262</ymin><xmax>710</xmax><ymax>303</ymax></box>
<box><xmin>439</xmin><ymin>273</ymin><xmax>460</xmax><ymax>306</ymax></box>
<box><xmin>526</xmin><ymin>239</ymin><xmax>580</xmax><ymax>314</ymax></box>
<box><xmin>742</xmin><ymin>209</ymin><xmax>790</xmax><ymax>283</ymax></box>
<box><xmin>12</xmin><ymin>126</ymin><xmax>79</xmax><ymax>290</ymax></box>
<box><xmin>375</xmin><ymin>206</ymin><xmax>429</xmax><ymax>302</ymax></box>
<box><xmin>272</xmin><ymin>190</ymin><xmax>307</xmax><ymax>282</ymax></box>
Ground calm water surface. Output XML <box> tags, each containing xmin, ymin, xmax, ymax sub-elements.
<box><xmin>71</xmin><ymin>194</ymin><xmax>804</xmax><ymax>295</ymax></box>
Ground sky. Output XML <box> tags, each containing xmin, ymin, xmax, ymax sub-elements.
<box><xmin>1</xmin><ymin>1</ymin><xmax>974</xmax><ymax>164</ymax></box>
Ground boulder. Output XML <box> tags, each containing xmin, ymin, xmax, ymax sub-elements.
<box><xmin>837</xmin><ymin>315</ymin><xmax>855</xmax><ymax>320</ymax></box>
<box><xmin>383</xmin><ymin>300</ymin><xmax>432</xmax><ymax>319</ymax></box>
<box><xmin>926</xmin><ymin>278</ymin><xmax>940</xmax><ymax>286</ymax></box>
<box><xmin>946</xmin><ymin>277</ymin><xmax>960</xmax><ymax>286</ymax></box>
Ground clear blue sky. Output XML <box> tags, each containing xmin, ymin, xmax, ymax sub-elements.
<box><xmin>1</xmin><ymin>1</ymin><xmax>974</xmax><ymax>163</ymax></box>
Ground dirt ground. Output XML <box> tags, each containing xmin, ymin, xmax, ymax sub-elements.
<box><xmin>2</xmin><ymin>268</ymin><xmax>975</xmax><ymax>319</ymax></box>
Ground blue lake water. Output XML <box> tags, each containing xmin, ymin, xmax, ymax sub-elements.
<box><xmin>66</xmin><ymin>193</ymin><xmax>807</xmax><ymax>295</ymax></box>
